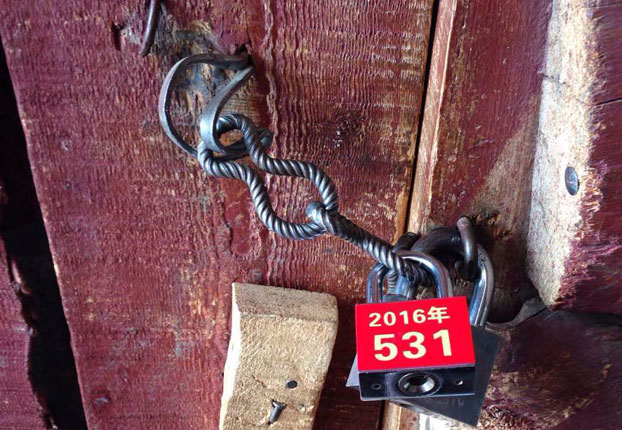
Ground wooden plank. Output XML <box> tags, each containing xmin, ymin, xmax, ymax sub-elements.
<box><xmin>408</xmin><ymin>0</ymin><xmax>552</xmax><ymax>321</ymax></box>
<box><xmin>220</xmin><ymin>283</ymin><xmax>337</xmax><ymax>429</ymax></box>
<box><xmin>0</xmin><ymin>1</ymin><xmax>435</xmax><ymax>427</ymax></box>
<box><xmin>0</xmin><ymin>48</ymin><xmax>86</xmax><ymax>429</ymax></box>
<box><xmin>527</xmin><ymin>0</ymin><xmax>622</xmax><ymax>313</ymax></box>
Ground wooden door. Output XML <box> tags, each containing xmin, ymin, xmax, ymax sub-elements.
<box><xmin>1</xmin><ymin>0</ymin><xmax>621</xmax><ymax>429</ymax></box>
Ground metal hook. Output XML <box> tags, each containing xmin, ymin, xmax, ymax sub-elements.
<box><xmin>158</xmin><ymin>53</ymin><xmax>251</xmax><ymax>158</ymax></box>
<box><xmin>140</xmin><ymin>0</ymin><xmax>161</xmax><ymax>57</ymax></box>
<box><xmin>456</xmin><ymin>216</ymin><xmax>478</xmax><ymax>281</ymax></box>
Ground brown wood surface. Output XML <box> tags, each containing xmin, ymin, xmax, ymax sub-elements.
<box><xmin>479</xmin><ymin>305</ymin><xmax>622</xmax><ymax>430</ymax></box>
<box><xmin>385</xmin><ymin>0</ymin><xmax>622</xmax><ymax>428</ymax></box>
<box><xmin>386</xmin><ymin>0</ymin><xmax>554</xmax><ymax>427</ymax></box>
<box><xmin>527</xmin><ymin>0</ymin><xmax>622</xmax><ymax>313</ymax></box>
<box><xmin>408</xmin><ymin>0</ymin><xmax>553</xmax><ymax>321</ymax></box>
<box><xmin>0</xmin><ymin>1</ymin><xmax>435</xmax><ymax>428</ymax></box>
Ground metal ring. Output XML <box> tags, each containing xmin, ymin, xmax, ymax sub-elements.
<box><xmin>469</xmin><ymin>245</ymin><xmax>494</xmax><ymax>328</ymax></box>
<box><xmin>158</xmin><ymin>53</ymin><xmax>251</xmax><ymax>158</ymax></box>
<box><xmin>366</xmin><ymin>263</ymin><xmax>388</xmax><ymax>303</ymax></box>
<box><xmin>198</xmin><ymin>66</ymin><xmax>256</xmax><ymax>157</ymax></box>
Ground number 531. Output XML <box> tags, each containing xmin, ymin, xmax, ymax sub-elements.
<box><xmin>374</xmin><ymin>330</ymin><xmax>451</xmax><ymax>361</ymax></box>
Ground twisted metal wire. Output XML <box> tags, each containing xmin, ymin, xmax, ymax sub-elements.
<box><xmin>158</xmin><ymin>54</ymin><xmax>430</xmax><ymax>283</ymax></box>
<box><xmin>196</xmin><ymin>113</ymin><xmax>430</xmax><ymax>283</ymax></box>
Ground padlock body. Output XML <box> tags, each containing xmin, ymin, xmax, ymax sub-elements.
<box><xmin>400</xmin><ymin>326</ymin><xmax>502</xmax><ymax>426</ymax></box>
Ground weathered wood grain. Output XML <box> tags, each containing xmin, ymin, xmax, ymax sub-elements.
<box><xmin>527</xmin><ymin>0</ymin><xmax>622</xmax><ymax>313</ymax></box>
<box><xmin>0</xmin><ymin>1</ymin><xmax>435</xmax><ymax>428</ymax></box>
<box><xmin>220</xmin><ymin>283</ymin><xmax>337</xmax><ymax>429</ymax></box>
<box><xmin>408</xmin><ymin>0</ymin><xmax>552</xmax><ymax>321</ymax></box>
<box><xmin>480</xmin><ymin>304</ymin><xmax>622</xmax><ymax>430</ymax></box>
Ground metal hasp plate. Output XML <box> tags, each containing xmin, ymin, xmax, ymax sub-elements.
<box><xmin>353</xmin><ymin>363</ymin><xmax>476</xmax><ymax>400</ymax></box>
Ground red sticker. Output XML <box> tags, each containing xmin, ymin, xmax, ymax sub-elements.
<box><xmin>355</xmin><ymin>297</ymin><xmax>475</xmax><ymax>372</ymax></box>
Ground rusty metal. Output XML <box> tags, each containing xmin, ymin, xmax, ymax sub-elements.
<box><xmin>140</xmin><ymin>0</ymin><xmax>161</xmax><ymax>57</ymax></box>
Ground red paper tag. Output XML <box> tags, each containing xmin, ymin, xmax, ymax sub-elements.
<box><xmin>355</xmin><ymin>297</ymin><xmax>475</xmax><ymax>372</ymax></box>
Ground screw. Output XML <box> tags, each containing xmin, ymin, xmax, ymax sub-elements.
<box><xmin>285</xmin><ymin>380</ymin><xmax>298</xmax><ymax>389</ymax></box>
<box><xmin>269</xmin><ymin>400</ymin><xmax>286</xmax><ymax>424</ymax></box>
<box><xmin>565</xmin><ymin>166</ymin><xmax>579</xmax><ymax>195</ymax></box>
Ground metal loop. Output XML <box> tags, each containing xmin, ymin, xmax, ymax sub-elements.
<box><xmin>470</xmin><ymin>246</ymin><xmax>494</xmax><ymax>327</ymax></box>
<box><xmin>366</xmin><ymin>232</ymin><xmax>420</xmax><ymax>303</ymax></box>
<box><xmin>366</xmin><ymin>264</ymin><xmax>388</xmax><ymax>303</ymax></box>
<box><xmin>159</xmin><ymin>54</ymin><xmax>443</xmax><ymax>283</ymax></box>
<box><xmin>394</xmin><ymin>250</ymin><xmax>454</xmax><ymax>300</ymax></box>
<box><xmin>158</xmin><ymin>53</ymin><xmax>250</xmax><ymax>158</ymax></box>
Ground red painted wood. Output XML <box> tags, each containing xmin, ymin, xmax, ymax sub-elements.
<box><xmin>480</xmin><ymin>306</ymin><xmax>622</xmax><ymax>429</ymax></box>
<box><xmin>0</xmin><ymin>1</ymin><xmax>434</xmax><ymax>428</ymax></box>
<box><xmin>409</xmin><ymin>0</ymin><xmax>552</xmax><ymax>320</ymax></box>
<box><xmin>555</xmin><ymin>2</ymin><xmax>622</xmax><ymax>312</ymax></box>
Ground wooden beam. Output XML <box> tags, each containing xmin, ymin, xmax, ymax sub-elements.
<box><xmin>0</xmin><ymin>0</ymin><xmax>436</xmax><ymax>427</ymax></box>
<box><xmin>527</xmin><ymin>0</ymin><xmax>622</xmax><ymax>313</ymax></box>
<box><xmin>408</xmin><ymin>0</ymin><xmax>552</xmax><ymax>321</ymax></box>
<box><xmin>386</xmin><ymin>299</ymin><xmax>622</xmax><ymax>430</ymax></box>
<box><xmin>220</xmin><ymin>283</ymin><xmax>337</xmax><ymax>429</ymax></box>
<box><xmin>386</xmin><ymin>0</ymin><xmax>622</xmax><ymax>428</ymax></box>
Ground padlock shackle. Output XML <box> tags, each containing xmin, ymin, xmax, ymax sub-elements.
<box><xmin>470</xmin><ymin>245</ymin><xmax>493</xmax><ymax>328</ymax></box>
<box><xmin>394</xmin><ymin>250</ymin><xmax>453</xmax><ymax>299</ymax></box>
<box><xmin>366</xmin><ymin>263</ymin><xmax>389</xmax><ymax>303</ymax></box>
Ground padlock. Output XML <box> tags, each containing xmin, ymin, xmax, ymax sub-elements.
<box><xmin>347</xmin><ymin>220</ymin><xmax>501</xmax><ymax>426</ymax></box>
<box><xmin>393</xmin><ymin>224</ymin><xmax>502</xmax><ymax>426</ymax></box>
<box><xmin>348</xmin><ymin>250</ymin><xmax>479</xmax><ymax>401</ymax></box>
